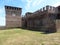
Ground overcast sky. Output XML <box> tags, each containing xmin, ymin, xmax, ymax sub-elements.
<box><xmin>0</xmin><ymin>0</ymin><xmax>60</xmax><ymax>26</ymax></box>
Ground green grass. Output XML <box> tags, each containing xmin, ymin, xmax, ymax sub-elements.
<box><xmin>0</xmin><ymin>28</ymin><xmax>60</xmax><ymax>45</ymax></box>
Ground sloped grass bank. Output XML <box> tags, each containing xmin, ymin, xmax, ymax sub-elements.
<box><xmin>0</xmin><ymin>28</ymin><xmax>60</xmax><ymax>45</ymax></box>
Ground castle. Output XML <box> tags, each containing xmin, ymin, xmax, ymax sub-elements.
<box><xmin>4</xmin><ymin>5</ymin><xmax>60</xmax><ymax>32</ymax></box>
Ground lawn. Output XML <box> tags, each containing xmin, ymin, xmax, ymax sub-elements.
<box><xmin>0</xmin><ymin>28</ymin><xmax>60</xmax><ymax>45</ymax></box>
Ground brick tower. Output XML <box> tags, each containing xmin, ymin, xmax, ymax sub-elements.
<box><xmin>5</xmin><ymin>6</ymin><xmax>22</xmax><ymax>28</ymax></box>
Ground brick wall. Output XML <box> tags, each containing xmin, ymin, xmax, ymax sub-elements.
<box><xmin>56</xmin><ymin>20</ymin><xmax>60</xmax><ymax>32</ymax></box>
<box><xmin>6</xmin><ymin>16</ymin><xmax>22</xmax><ymax>28</ymax></box>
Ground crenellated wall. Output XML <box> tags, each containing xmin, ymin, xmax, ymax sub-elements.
<box><xmin>34</xmin><ymin>5</ymin><xmax>57</xmax><ymax>14</ymax></box>
<box><xmin>24</xmin><ymin>5</ymin><xmax>58</xmax><ymax>32</ymax></box>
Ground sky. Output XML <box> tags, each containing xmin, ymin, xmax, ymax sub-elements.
<box><xmin>0</xmin><ymin>0</ymin><xmax>60</xmax><ymax>26</ymax></box>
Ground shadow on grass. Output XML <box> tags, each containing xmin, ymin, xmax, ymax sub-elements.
<box><xmin>21</xmin><ymin>27</ymin><xmax>56</xmax><ymax>34</ymax></box>
<box><xmin>0</xmin><ymin>27</ymin><xmax>56</xmax><ymax>34</ymax></box>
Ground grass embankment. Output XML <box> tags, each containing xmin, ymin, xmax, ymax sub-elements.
<box><xmin>0</xmin><ymin>28</ymin><xmax>60</xmax><ymax>45</ymax></box>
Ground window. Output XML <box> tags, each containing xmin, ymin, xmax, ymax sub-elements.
<box><xmin>56</xmin><ymin>14</ymin><xmax>60</xmax><ymax>19</ymax></box>
<box><xmin>12</xmin><ymin>13</ymin><xmax>16</xmax><ymax>16</ymax></box>
<box><xmin>6</xmin><ymin>11</ymin><xmax>11</xmax><ymax>15</ymax></box>
<box><xmin>58</xmin><ymin>6</ymin><xmax>60</xmax><ymax>12</ymax></box>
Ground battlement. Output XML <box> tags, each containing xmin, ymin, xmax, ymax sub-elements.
<box><xmin>34</xmin><ymin>5</ymin><xmax>57</xmax><ymax>14</ymax></box>
<box><xmin>25</xmin><ymin>5</ymin><xmax>59</xmax><ymax>19</ymax></box>
<box><xmin>5</xmin><ymin>5</ymin><xmax>22</xmax><ymax>11</ymax></box>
